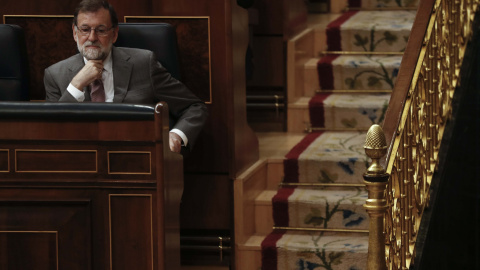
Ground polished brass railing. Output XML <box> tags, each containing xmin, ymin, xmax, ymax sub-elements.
<box><xmin>363</xmin><ymin>0</ymin><xmax>480</xmax><ymax>269</ymax></box>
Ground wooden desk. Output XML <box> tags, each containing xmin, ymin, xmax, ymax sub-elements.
<box><xmin>0</xmin><ymin>102</ymin><xmax>182</xmax><ymax>270</ymax></box>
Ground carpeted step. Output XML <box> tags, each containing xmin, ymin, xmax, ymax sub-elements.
<box><xmin>349</xmin><ymin>0</ymin><xmax>419</xmax><ymax>9</ymax></box>
<box><xmin>309</xmin><ymin>93</ymin><xmax>390</xmax><ymax>130</ymax></box>
<box><xmin>262</xmin><ymin>231</ymin><xmax>368</xmax><ymax>270</ymax></box>
<box><xmin>272</xmin><ymin>187</ymin><xmax>368</xmax><ymax>230</ymax></box>
<box><xmin>317</xmin><ymin>55</ymin><xmax>402</xmax><ymax>90</ymax></box>
<box><xmin>284</xmin><ymin>131</ymin><xmax>367</xmax><ymax>184</ymax></box>
<box><xmin>326</xmin><ymin>10</ymin><xmax>416</xmax><ymax>52</ymax></box>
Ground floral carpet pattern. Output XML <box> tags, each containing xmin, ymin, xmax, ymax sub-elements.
<box><xmin>269</xmin><ymin>232</ymin><xmax>369</xmax><ymax>270</ymax></box>
<box><xmin>349</xmin><ymin>0</ymin><xmax>419</xmax><ymax>8</ymax></box>
<box><xmin>273</xmin><ymin>187</ymin><xmax>368</xmax><ymax>230</ymax></box>
<box><xmin>339</xmin><ymin>11</ymin><xmax>416</xmax><ymax>52</ymax></box>
<box><xmin>309</xmin><ymin>93</ymin><xmax>390</xmax><ymax>129</ymax></box>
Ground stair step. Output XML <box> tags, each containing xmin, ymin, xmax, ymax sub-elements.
<box><xmin>236</xmin><ymin>234</ymin><xmax>264</xmax><ymax>270</ymax></box>
<box><xmin>272</xmin><ymin>187</ymin><xmax>368</xmax><ymax>230</ymax></box>
<box><xmin>255</xmin><ymin>190</ymin><xmax>276</xmax><ymax>234</ymax></box>
<box><xmin>262</xmin><ymin>231</ymin><xmax>368</xmax><ymax>270</ymax></box>
<box><xmin>310</xmin><ymin>92</ymin><xmax>390</xmax><ymax>129</ymax></box>
<box><xmin>288</xmin><ymin>93</ymin><xmax>389</xmax><ymax>132</ymax></box>
<box><xmin>284</xmin><ymin>131</ymin><xmax>367</xmax><ymax>184</ymax></box>
<box><xmin>349</xmin><ymin>0</ymin><xmax>419</xmax><ymax>9</ymax></box>
<box><xmin>317</xmin><ymin>54</ymin><xmax>402</xmax><ymax>90</ymax></box>
<box><xmin>287</xmin><ymin>97</ymin><xmax>312</xmax><ymax>132</ymax></box>
<box><xmin>327</xmin><ymin>10</ymin><xmax>416</xmax><ymax>52</ymax></box>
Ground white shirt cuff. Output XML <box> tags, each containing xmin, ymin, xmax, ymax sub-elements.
<box><xmin>170</xmin><ymin>128</ymin><xmax>188</xmax><ymax>146</ymax></box>
<box><xmin>67</xmin><ymin>83</ymin><xmax>85</xmax><ymax>102</ymax></box>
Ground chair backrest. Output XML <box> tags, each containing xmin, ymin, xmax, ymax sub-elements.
<box><xmin>115</xmin><ymin>23</ymin><xmax>181</xmax><ymax>80</ymax></box>
<box><xmin>0</xmin><ymin>24</ymin><xmax>29</xmax><ymax>101</ymax></box>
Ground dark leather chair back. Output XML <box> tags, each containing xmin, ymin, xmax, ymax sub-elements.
<box><xmin>0</xmin><ymin>24</ymin><xmax>29</xmax><ymax>101</ymax></box>
<box><xmin>115</xmin><ymin>23</ymin><xmax>181</xmax><ymax>80</ymax></box>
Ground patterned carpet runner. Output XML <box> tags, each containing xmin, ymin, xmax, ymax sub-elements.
<box><xmin>261</xmin><ymin>0</ymin><xmax>417</xmax><ymax>269</ymax></box>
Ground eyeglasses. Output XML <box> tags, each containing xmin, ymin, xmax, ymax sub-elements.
<box><xmin>75</xmin><ymin>25</ymin><xmax>114</xmax><ymax>37</ymax></box>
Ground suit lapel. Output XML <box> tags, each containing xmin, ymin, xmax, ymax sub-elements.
<box><xmin>112</xmin><ymin>47</ymin><xmax>133</xmax><ymax>103</ymax></box>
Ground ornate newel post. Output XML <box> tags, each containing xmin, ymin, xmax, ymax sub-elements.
<box><xmin>363</xmin><ymin>124</ymin><xmax>389</xmax><ymax>270</ymax></box>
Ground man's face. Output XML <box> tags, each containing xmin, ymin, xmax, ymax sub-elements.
<box><xmin>73</xmin><ymin>8</ymin><xmax>118</xmax><ymax>60</ymax></box>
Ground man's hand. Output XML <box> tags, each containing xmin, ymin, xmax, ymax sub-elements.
<box><xmin>71</xmin><ymin>60</ymin><xmax>104</xmax><ymax>90</ymax></box>
<box><xmin>169</xmin><ymin>132</ymin><xmax>183</xmax><ymax>153</ymax></box>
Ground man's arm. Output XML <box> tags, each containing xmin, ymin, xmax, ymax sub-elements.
<box><xmin>148</xmin><ymin>52</ymin><xmax>208</xmax><ymax>153</ymax></box>
<box><xmin>44</xmin><ymin>60</ymin><xmax>103</xmax><ymax>102</ymax></box>
<box><xmin>44</xmin><ymin>67</ymin><xmax>64</xmax><ymax>101</ymax></box>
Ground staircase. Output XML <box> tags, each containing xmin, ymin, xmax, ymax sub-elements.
<box><xmin>235</xmin><ymin>0</ymin><xmax>418</xmax><ymax>269</ymax></box>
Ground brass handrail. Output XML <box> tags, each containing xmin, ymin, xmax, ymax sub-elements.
<box><xmin>364</xmin><ymin>0</ymin><xmax>480</xmax><ymax>269</ymax></box>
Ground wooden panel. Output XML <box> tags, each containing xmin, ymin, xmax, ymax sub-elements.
<box><xmin>3</xmin><ymin>16</ymin><xmax>77</xmax><ymax>101</ymax></box>
<box><xmin>0</xmin><ymin>121</ymin><xmax>155</xmax><ymax>142</ymax></box>
<box><xmin>286</xmin><ymin>28</ymin><xmax>314</xmax><ymax>102</ymax></box>
<box><xmin>0</xmin><ymin>200</ymin><xmax>91</xmax><ymax>270</ymax></box>
<box><xmin>252</xmin><ymin>0</ymin><xmax>284</xmax><ymax>35</ymax></box>
<box><xmin>248</xmin><ymin>36</ymin><xmax>285</xmax><ymax>87</ymax></box>
<box><xmin>108</xmin><ymin>151</ymin><xmax>151</xmax><ymax>174</ymax></box>
<box><xmin>15</xmin><ymin>150</ymin><xmax>97</xmax><ymax>173</ymax></box>
<box><xmin>110</xmin><ymin>195</ymin><xmax>153</xmax><ymax>270</ymax></box>
<box><xmin>180</xmin><ymin>174</ymin><xmax>231</xmax><ymax>230</ymax></box>
<box><xmin>0</xmin><ymin>150</ymin><xmax>8</xmax><ymax>172</ymax></box>
<box><xmin>0</xmin><ymin>232</ymin><xmax>58</xmax><ymax>270</ymax></box>
<box><xmin>124</xmin><ymin>16</ymin><xmax>212</xmax><ymax>104</ymax></box>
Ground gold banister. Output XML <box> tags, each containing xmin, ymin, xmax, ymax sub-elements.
<box><xmin>364</xmin><ymin>0</ymin><xmax>480</xmax><ymax>269</ymax></box>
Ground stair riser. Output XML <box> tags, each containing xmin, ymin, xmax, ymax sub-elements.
<box><xmin>288</xmin><ymin>97</ymin><xmax>389</xmax><ymax>132</ymax></box>
<box><xmin>295</xmin><ymin>159</ymin><xmax>368</xmax><ymax>184</ymax></box>
<box><xmin>287</xmin><ymin>106</ymin><xmax>310</xmax><ymax>133</ymax></box>
<box><xmin>256</xmin><ymin>203</ymin><xmax>274</xmax><ymax>234</ymax></box>
<box><xmin>339</xmin><ymin>28</ymin><xmax>411</xmax><ymax>52</ymax></box>
<box><xmin>317</xmin><ymin>55</ymin><xmax>402</xmax><ymax>90</ymax></box>
<box><xmin>236</xmin><ymin>248</ymin><xmax>261</xmax><ymax>270</ymax></box>
<box><xmin>327</xmin><ymin>10</ymin><xmax>416</xmax><ymax>52</ymax></box>
<box><xmin>349</xmin><ymin>0</ymin><xmax>419</xmax><ymax>8</ymax></box>
<box><xmin>262</xmin><ymin>232</ymin><xmax>368</xmax><ymax>270</ymax></box>
<box><xmin>273</xmin><ymin>188</ymin><xmax>369</xmax><ymax>230</ymax></box>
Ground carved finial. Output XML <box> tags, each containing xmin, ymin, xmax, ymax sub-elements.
<box><xmin>364</xmin><ymin>124</ymin><xmax>387</xmax><ymax>175</ymax></box>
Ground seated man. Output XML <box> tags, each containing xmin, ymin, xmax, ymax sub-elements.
<box><xmin>44</xmin><ymin>0</ymin><xmax>208</xmax><ymax>154</ymax></box>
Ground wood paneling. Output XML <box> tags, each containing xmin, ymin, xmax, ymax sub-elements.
<box><xmin>110</xmin><ymin>195</ymin><xmax>154</xmax><ymax>270</ymax></box>
<box><xmin>15</xmin><ymin>149</ymin><xmax>97</xmax><ymax>173</ymax></box>
<box><xmin>0</xmin><ymin>103</ymin><xmax>182</xmax><ymax>270</ymax></box>
<box><xmin>0</xmin><ymin>232</ymin><xmax>58</xmax><ymax>270</ymax></box>
<box><xmin>0</xmin><ymin>150</ymin><xmax>8</xmax><ymax>172</ymax></box>
<box><xmin>180</xmin><ymin>174</ymin><xmax>231</xmax><ymax>230</ymax></box>
<box><xmin>0</xmin><ymin>199</ymin><xmax>91</xmax><ymax>270</ymax></box>
<box><xmin>108</xmin><ymin>151</ymin><xmax>151</xmax><ymax>174</ymax></box>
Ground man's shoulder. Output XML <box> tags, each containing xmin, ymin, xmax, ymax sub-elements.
<box><xmin>46</xmin><ymin>54</ymin><xmax>81</xmax><ymax>71</ymax></box>
<box><xmin>114</xmin><ymin>46</ymin><xmax>153</xmax><ymax>57</ymax></box>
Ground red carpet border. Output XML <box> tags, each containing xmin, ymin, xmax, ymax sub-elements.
<box><xmin>326</xmin><ymin>11</ymin><xmax>358</xmax><ymax>51</ymax></box>
<box><xmin>283</xmin><ymin>132</ymin><xmax>324</xmax><ymax>183</ymax></box>
<box><xmin>261</xmin><ymin>230</ymin><xmax>287</xmax><ymax>270</ymax></box>
<box><xmin>316</xmin><ymin>55</ymin><xmax>339</xmax><ymax>90</ymax></box>
<box><xmin>308</xmin><ymin>92</ymin><xmax>331</xmax><ymax>128</ymax></box>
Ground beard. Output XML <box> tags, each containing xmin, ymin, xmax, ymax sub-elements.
<box><xmin>77</xmin><ymin>39</ymin><xmax>112</xmax><ymax>60</ymax></box>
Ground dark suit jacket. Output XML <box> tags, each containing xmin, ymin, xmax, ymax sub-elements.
<box><xmin>44</xmin><ymin>46</ymin><xmax>208</xmax><ymax>151</ymax></box>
